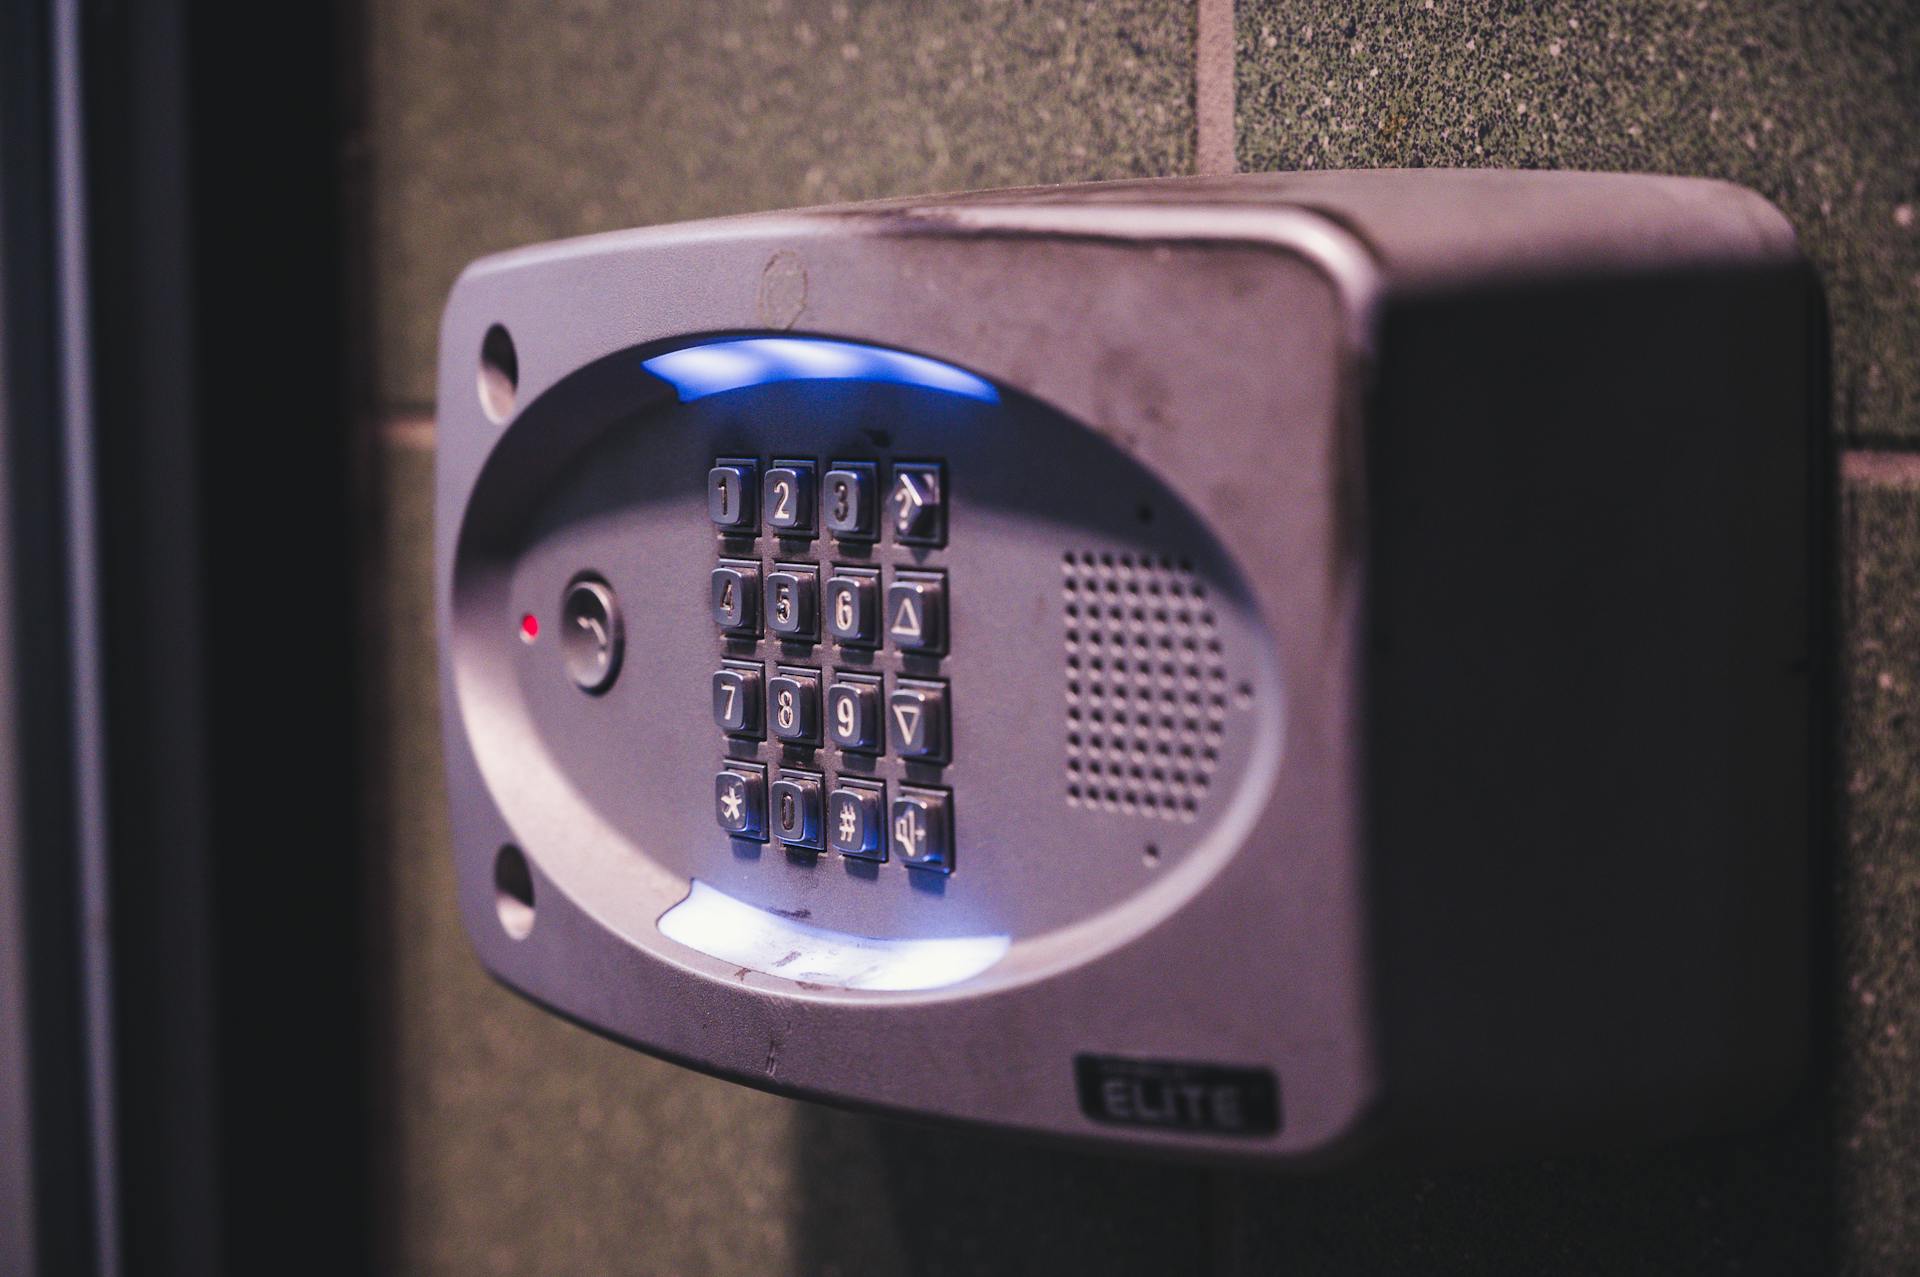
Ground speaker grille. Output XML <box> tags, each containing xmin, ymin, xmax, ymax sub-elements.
<box><xmin>1061</xmin><ymin>551</ymin><xmax>1228</xmax><ymax>822</ymax></box>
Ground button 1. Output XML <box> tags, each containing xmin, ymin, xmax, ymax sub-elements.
<box><xmin>825</xmin><ymin>569</ymin><xmax>880</xmax><ymax>646</ymax></box>
<box><xmin>560</xmin><ymin>577</ymin><xmax>623</xmax><ymax>694</ymax></box>
<box><xmin>708</xmin><ymin>459</ymin><xmax>757</xmax><ymax>531</ymax></box>
<box><xmin>765</xmin><ymin>564</ymin><xmax>818</xmax><ymax>641</ymax></box>
<box><xmin>889</xmin><ymin>462</ymin><xmax>945</xmax><ymax>546</ymax></box>
<box><xmin>828</xmin><ymin>780</ymin><xmax>886</xmax><ymax>860</ymax></box>
<box><xmin>888</xmin><ymin>678</ymin><xmax>949</xmax><ymax>763</ymax></box>
<box><xmin>891</xmin><ymin>787</ymin><xmax>953</xmax><ymax>873</ymax></box>
<box><xmin>826</xmin><ymin>675</ymin><xmax>882</xmax><ymax>752</ymax></box>
<box><xmin>712</xmin><ymin>661</ymin><xmax>763</xmax><ymax>736</ymax></box>
<box><xmin>886</xmin><ymin>570</ymin><xmax>946</xmax><ymax>654</ymax></box>
<box><xmin>770</xmin><ymin>770</ymin><xmax>825</xmax><ymax>850</ymax></box>
<box><xmin>715</xmin><ymin>764</ymin><xmax>768</xmax><ymax>841</ymax></box>
<box><xmin>767</xmin><ymin>667</ymin><xmax>822</xmax><ymax>744</ymax></box>
<box><xmin>763</xmin><ymin>462</ymin><xmax>816</xmax><ymax>536</ymax></box>
<box><xmin>711</xmin><ymin>559</ymin><xmax>760</xmax><ymax>634</ymax></box>
<box><xmin>822</xmin><ymin>463</ymin><xmax>876</xmax><ymax>539</ymax></box>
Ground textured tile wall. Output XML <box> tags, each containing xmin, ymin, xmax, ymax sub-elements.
<box><xmin>360</xmin><ymin>1</ymin><xmax>1917</xmax><ymax>1272</ymax></box>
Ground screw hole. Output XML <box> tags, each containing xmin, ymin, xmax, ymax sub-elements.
<box><xmin>478</xmin><ymin>323</ymin><xmax>519</xmax><ymax>423</ymax></box>
<box><xmin>494</xmin><ymin>844</ymin><xmax>535</xmax><ymax>940</ymax></box>
<box><xmin>1143</xmin><ymin>842</ymin><xmax>1161</xmax><ymax>867</ymax></box>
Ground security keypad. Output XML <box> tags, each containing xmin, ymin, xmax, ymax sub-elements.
<box><xmin>708</xmin><ymin>457</ymin><xmax>955</xmax><ymax>877</ymax></box>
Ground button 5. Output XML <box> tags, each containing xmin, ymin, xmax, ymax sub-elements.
<box><xmin>765</xmin><ymin>563</ymin><xmax>818</xmax><ymax>641</ymax></box>
<box><xmin>889</xmin><ymin>462</ymin><xmax>945</xmax><ymax>546</ymax></box>
<box><xmin>825</xmin><ymin>568</ymin><xmax>880</xmax><ymax>646</ymax></box>
<box><xmin>891</xmin><ymin>787</ymin><xmax>953</xmax><ymax>873</ymax></box>
<box><xmin>711</xmin><ymin>559</ymin><xmax>761</xmax><ymax>634</ymax></box>
<box><xmin>770</xmin><ymin>769</ymin><xmax>824</xmax><ymax>850</ymax></box>
<box><xmin>712</xmin><ymin>661</ymin><xmax>763</xmax><ymax>736</ymax></box>
<box><xmin>888</xmin><ymin>678</ymin><xmax>949</xmax><ymax>763</ymax></box>
<box><xmin>826</xmin><ymin>674</ymin><xmax>882</xmax><ymax>752</ymax></box>
<box><xmin>763</xmin><ymin>461</ymin><xmax>816</xmax><ymax>536</ymax></box>
<box><xmin>767</xmin><ymin>667</ymin><xmax>822</xmax><ymax>744</ymax></box>
<box><xmin>828</xmin><ymin>780</ymin><xmax>886</xmax><ymax>860</ymax></box>
<box><xmin>715</xmin><ymin>763</ymin><xmax>768</xmax><ymax>841</ymax></box>
<box><xmin>886</xmin><ymin>570</ymin><xmax>946</xmax><ymax>654</ymax></box>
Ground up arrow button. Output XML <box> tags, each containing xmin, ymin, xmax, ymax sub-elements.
<box><xmin>886</xmin><ymin>571</ymin><xmax>946</xmax><ymax>655</ymax></box>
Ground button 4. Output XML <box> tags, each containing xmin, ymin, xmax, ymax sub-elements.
<box><xmin>715</xmin><ymin>763</ymin><xmax>768</xmax><ymax>841</ymax></box>
<box><xmin>825</xmin><ymin>568</ymin><xmax>880</xmax><ymax>646</ymax></box>
<box><xmin>826</xmin><ymin>674</ymin><xmax>883</xmax><ymax>752</ymax></box>
<box><xmin>886</xmin><ymin>570</ymin><xmax>946</xmax><ymax>654</ymax></box>
<box><xmin>764</xmin><ymin>563</ymin><xmax>819</xmax><ymax>641</ymax></box>
<box><xmin>770</xmin><ymin>769</ymin><xmax>825</xmax><ymax>850</ymax></box>
<box><xmin>711</xmin><ymin>559</ymin><xmax>760</xmax><ymax>634</ymax></box>
<box><xmin>889</xmin><ymin>462</ymin><xmax>945</xmax><ymax>546</ymax></box>
<box><xmin>712</xmin><ymin>660</ymin><xmax>763</xmax><ymax>736</ymax></box>
<box><xmin>822</xmin><ymin>462</ymin><xmax>877</xmax><ymax>539</ymax></box>
<box><xmin>767</xmin><ymin>666</ymin><xmax>822</xmax><ymax>744</ymax></box>
<box><xmin>763</xmin><ymin>461</ymin><xmax>816</xmax><ymax>536</ymax></box>
<box><xmin>708</xmin><ymin>458</ymin><xmax>758</xmax><ymax>532</ymax></box>
<box><xmin>888</xmin><ymin>678</ymin><xmax>949</xmax><ymax>763</ymax></box>
<box><xmin>828</xmin><ymin>779</ymin><xmax>886</xmax><ymax>860</ymax></box>
<box><xmin>891</xmin><ymin>786</ymin><xmax>953</xmax><ymax>873</ymax></box>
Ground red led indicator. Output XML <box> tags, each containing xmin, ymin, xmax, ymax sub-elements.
<box><xmin>520</xmin><ymin>613</ymin><xmax>539</xmax><ymax>642</ymax></box>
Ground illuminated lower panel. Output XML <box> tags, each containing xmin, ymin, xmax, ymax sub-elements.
<box><xmin>657</xmin><ymin>880</ymin><xmax>1010</xmax><ymax>992</ymax></box>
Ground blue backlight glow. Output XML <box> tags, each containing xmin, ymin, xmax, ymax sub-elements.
<box><xmin>658</xmin><ymin>880</ymin><xmax>1009</xmax><ymax>992</ymax></box>
<box><xmin>643</xmin><ymin>336</ymin><xmax>1000</xmax><ymax>404</ymax></box>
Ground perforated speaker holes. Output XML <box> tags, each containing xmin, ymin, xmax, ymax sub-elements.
<box><xmin>1061</xmin><ymin>551</ymin><xmax>1229</xmax><ymax>822</ymax></box>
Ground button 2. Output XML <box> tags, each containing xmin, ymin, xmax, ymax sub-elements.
<box><xmin>770</xmin><ymin>770</ymin><xmax>824</xmax><ymax>850</ymax></box>
<box><xmin>886</xmin><ymin>570</ymin><xmax>946</xmax><ymax>654</ymax></box>
<box><xmin>715</xmin><ymin>764</ymin><xmax>768</xmax><ymax>841</ymax></box>
<box><xmin>826</xmin><ymin>675</ymin><xmax>882</xmax><ymax>752</ymax></box>
<box><xmin>825</xmin><ymin>569</ymin><xmax>879</xmax><ymax>646</ymax></box>
<box><xmin>828</xmin><ymin>780</ymin><xmax>886</xmax><ymax>860</ymax></box>
<box><xmin>888</xmin><ymin>678</ymin><xmax>949</xmax><ymax>763</ymax></box>
<box><xmin>891</xmin><ymin>787</ymin><xmax>953</xmax><ymax>873</ymax></box>
<box><xmin>711</xmin><ymin>559</ymin><xmax>760</xmax><ymax>633</ymax></box>
<box><xmin>763</xmin><ymin>461</ymin><xmax>816</xmax><ymax>536</ymax></box>
<box><xmin>767</xmin><ymin>667</ymin><xmax>822</xmax><ymax>744</ymax></box>
<box><xmin>889</xmin><ymin>462</ymin><xmax>945</xmax><ymax>546</ymax></box>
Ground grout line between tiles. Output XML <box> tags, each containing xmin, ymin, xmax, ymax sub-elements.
<box><xmin>1195</xmin><ymin>0</ymin><xmax>1236</xmax><ymax>176</ymax></box>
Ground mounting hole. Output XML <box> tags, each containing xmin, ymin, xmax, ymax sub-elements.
<box><xmin>494</xmin><ymin>844</ymin><xmax>535</xmax><ymax>940</ymax></box>
<box><xmin>478</xmin><ymin>323</ymin><xmax>519</xmax><ymax>423</ymax></box>
<box><xmin>1143</xmin><ymin>842</ymin><xmax>1161</xmax><ymax>868</ymax></box>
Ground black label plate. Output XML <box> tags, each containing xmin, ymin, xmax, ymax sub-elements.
<box><xmin>1074</xmin><ymin>1054</ymin><xmax>1282</xmax><ymax>1137</ymax></box>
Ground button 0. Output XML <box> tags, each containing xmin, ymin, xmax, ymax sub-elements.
<box><xmin>763</xmin><ymin>462</ymin><xmax>816</xmax><ymax>536</ymax></box>
<box><xmin>708</xmin><ymin>460</ymin><xmax>757</xmax><ymax>531</ymax></box>
<box><xmin>886</xmin><ymin>571</ymin><xmax>946</xmax><ymax>654</ymax></box>
<box><xmin>822</xmin><ymin>463</ymin><xmax>876</xmax><ymax>539</ymax></box>
<box><xmin>826</xmin><ymin>676</ymin><xmax>882</xmax><ymax>752</ymax></box>
<box><xmin>715</xmin><ymin>764</ymin><xmax>768</xmax><ymax>841</ymax></box>
<box><xmin>828</xmin><ymin>781</ymin><xmax>886</xmax><ymax>860</ymax></box>
<box><xmin>889</xmin><ymin>462</ymin><xmax>945</xmax><ymax>546</ymax></box>
<box><xmin>765</xmin><ymin>564</ymin><xmax>818</xmax><ymax>640</ymax></box>
<box><xmin>711</xmin><ymin>559</ymin><xmax>760</xmax><ymax>633</ymax></box>
<box><xmin>767</xmin><ymin>668</ymin><xmax>822</xmax><ymax>744</ymax></box>
<box><xmin>771</xmin><ymin>770</ymin><xmax>824</xmax><ymax>849</ymax></box>
<box><xmin>892</xmin><ymin>787</ymin><xmax>953</xmax><ymax>873</ymax></box>
<box><xmin>825</xmin><ymin>570</ymin><xmax>879</xmax><ymax>646</ymax></box>
<box><xmin>888</xmin><ymin>678</ymin><xmax>949</xmax><ymax>763</ymax></box>
<box><xmin>712</xmin><ymin>662</ymin><xmax>763</xmax><ymax>736</ymax></box>
<box><xmin>560</xmin><ymin>577</ymin><xmax>623</xmax><ymax>694</ymax></box>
